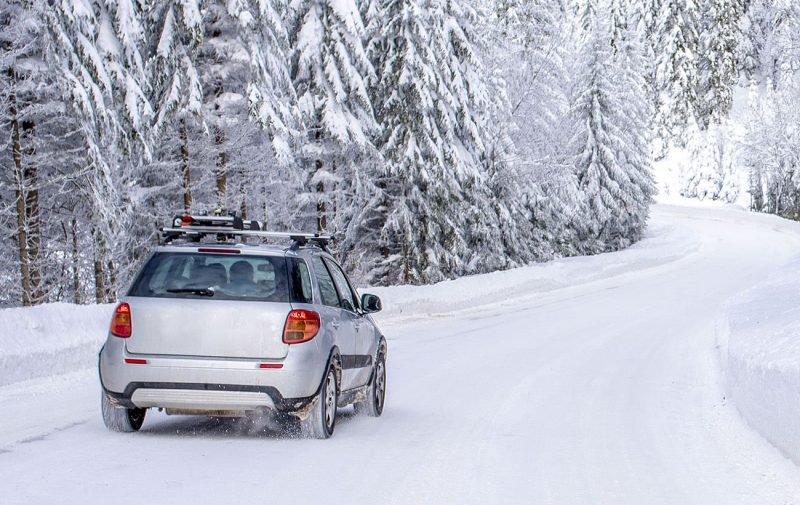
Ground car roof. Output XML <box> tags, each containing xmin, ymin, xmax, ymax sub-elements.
<box><xmin>154</xmin><ymin>242</ymin><xmax>323</xmax><ymax>258</ymax></box>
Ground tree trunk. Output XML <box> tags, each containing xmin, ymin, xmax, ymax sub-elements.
<box><xmin>331</xmin><ymin>160</ymin><xmax>338</xmax><ymax>232</ymax></box>
<box><xmin>22</xmin><ymin>118</ymin><xmax>42</xmax><ymax>303</ymax></box>
<box><xmin>214</xmin><ymin>81</ymin><xmax>226</xmax><ymax>208</ymax></box>
<box><xmin>93</xmin><ymin>227</ymin><xmax>105</xmax><ymax>304</ymax></box>
<box><xmin>71</xmin><ymin>218</ymin><xmax>81</xmax><ymax>305</ymax></box>
<box><xmin>215</xmin><ymin>125</ymin><xmax>227</xmax><ymax>207</ymax></box>
<box><xmin>106</xmin><ymin>259</ymin><xmax>117</xmax><ymax>303</ymax></box>
<box><xmin>239</xmin><ymin>182</ymin><xmax>248</xmax><ymax>220</ymax></box>
<box><xmin>9</xmin><ymin>66</ymin><xmax>43</xmax><ymax>306</ymax></box>
<box><xmin>316</xmin><ymin>159</ymin><xmax>327</xmax><ymax>233</ymax></box>
<box><xmin>9</xmin><ymin>86</ymin><xmax>32</xmax><ymax>306</ymax></box>
<box><xmin>180</xmin><ymin>118</ymin><xmax>192</xmax><ymax>213</ymax></box>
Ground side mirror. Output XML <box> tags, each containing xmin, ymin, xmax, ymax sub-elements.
<box><xmin>360</xmin><ymin>293</ymin><xmax>382</xmax><ymax>314</ymax></box>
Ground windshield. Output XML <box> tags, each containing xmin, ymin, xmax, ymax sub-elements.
<box><xmin>128</xmin><ymin>252</ymin><xmax>292</xmax><ymax>302</ymax></box>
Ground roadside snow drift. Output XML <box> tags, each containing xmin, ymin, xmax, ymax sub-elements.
<box><xmin>0</xmin><ymin>303</ymin><xmax>113</xmax><ymax>386</ymax></box>
<box><xmin>369</xmin><ymin>218</ymin><xmax>699</xmax><ymax>323</ymax></box>
<box><xmin>720</xmin><ymin>259</ymin><xmax>800</xmax><ymax>465</ymax></box>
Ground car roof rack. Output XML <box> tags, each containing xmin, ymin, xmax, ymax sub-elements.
<box><xmin>160</xmin><ymin>211</ymin><xmax>331</xmax><ymax>250</ymax></box>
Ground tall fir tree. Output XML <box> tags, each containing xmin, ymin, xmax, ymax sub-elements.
<box><xmin>698</xmin><ymin>0</ymin><xmax>742</xmax><ymax>128</ymax></box>
<box><xmin>572</xmin><ymin>12</ymin><xmax>654</xmax><ymax>253</ymax></box>
<box><xmin>490</xmin><ymin>0</ymin><xmax>579</xmax><ymax>258</ymax></box>
<box><xmin>289</xmin><ymin>0</ymin><xmax>378</xmax><ymax>234</ymax></box>
<box><xmin>47</xmin><ymin>0</ymin><xmax>154</xmax><ymax>302</ymax></box>
<box><xmin>654</xmin><ymin>0</ymin><xmax>701</xmax><ymax>150</ymax></box>
<box><xmin>359</xmin><ymin>0</ymin><xmax>501</xmax><ymax>285</ymax></box>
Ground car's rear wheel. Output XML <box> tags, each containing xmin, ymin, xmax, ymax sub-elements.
<box><xmin>303</xmin><ymin>365</ymin><xmax>338</xmax><ymax>439</ymax></box>
<box><xmin>101</xmin><ymin>392</ymin><xmax>146</xmax><ymax>432</ymax></box>
<box><xmin>355</xmin><ymin>349</ymin><xmax>386</xmax><ymax>417</ymax></box>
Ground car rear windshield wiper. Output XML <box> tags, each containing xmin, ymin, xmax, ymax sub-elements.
<box><xmin>166</xmin><ymin>288</ymin><xmax>216</xmax><ymax>297</ymax></box>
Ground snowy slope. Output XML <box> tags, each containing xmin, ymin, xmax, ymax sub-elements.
<box><xmin>1</xmin><ymin>205</ymin><xmax>800</xmax><ymax>505</ymax></box>
<box><xmin>719</xmin><ymin>258</ymin><xmax>800</xmax><ymax>465</ymax></box>
<box><xmin>0</xmin><ymin>303</ymin><xmax>112</xmax><ymax>386</ymax></box>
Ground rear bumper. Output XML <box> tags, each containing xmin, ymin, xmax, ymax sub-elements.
<box><xmin>103</xmin><ymin>382</ymin><xmax>311</xmax><ymax>412</ymax></box>
<box><xmin>99</xmin><ymin>336</ymin><xmax>326</xmax><ymax>413</ymax></box>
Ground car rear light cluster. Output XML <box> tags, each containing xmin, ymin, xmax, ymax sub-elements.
<box><xmin>283</xmin><ymin>309</ymin><xmax>320</xmax><ymax>344</ymax></box>
<box><xmin>110</xmin><ymin>303</ymin><xmax>132</xmax><ymax>338</ymax></box>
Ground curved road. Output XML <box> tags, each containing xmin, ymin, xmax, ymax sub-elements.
<box><xmin>1</xmin><ymin>205</ymin><xmax>800</xmax><ymax>504</ymax></box>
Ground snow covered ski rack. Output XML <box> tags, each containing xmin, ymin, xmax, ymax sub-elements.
<box><xmin>160</xmin><ymin>210</ymin><xmax>331</xmax><ymax>249</ymax></box>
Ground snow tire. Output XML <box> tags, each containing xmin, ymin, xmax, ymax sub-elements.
<box><xmin>101</xmin><ymin>392</ymin><xmax>146</xmax><ymax>432</ymax></box>
<box><xmin>355</xmin><ymin>347</ymin><xmax>386</xmax><ymax>417</ymax></box>
<box><xmin>303</xmin><ymin>364</ymin><xmax>338</xmax><ymax>439</ymax></box>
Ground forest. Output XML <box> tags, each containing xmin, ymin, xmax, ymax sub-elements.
<box><xmin>0</xmin><ymin>0</ymin><xmax>798</xmax><ymax>307</ymax></box>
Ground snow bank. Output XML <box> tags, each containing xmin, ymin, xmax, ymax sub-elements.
<box><xmin>0</xmin><ymin>208</ymin><xmax>699</xmax><ymax>387</ymax></box>
<box><xmin>370</xmin><ymin>215</ymin><xmax>699</xmax><ymax>324</ymax></box>
<box><xmin>0</xmin><ymin>303</ymin><xmax>113</xmax><ymax>386</ymax></box>
<box><xmin>718</xmin><ymin>259</ymin><xmax>800</xmax><ymax>465</ymax></box>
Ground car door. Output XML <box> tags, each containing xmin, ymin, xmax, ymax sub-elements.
<box><xmin>308</xmin><ymin>255</ymin><xmax>358</xmax><ymax>390</ymax></box>
<box><xmin>323</xmin><ymin>257</ymin><xmax>377</xmax><ymax>389</ymax></box>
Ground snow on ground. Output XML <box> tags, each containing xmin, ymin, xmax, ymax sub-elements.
<box><xmin>370</xmin><ymin>217</ymin><xmax>699</xmax><ymax>324</ymax></box>
<box><xmin>0</xmin><ymin>303</ymin><xmax>112</xmax><ymax>386</ymax></box>
<box><xmin>718</xmin><ymin>258</ymin><xmax>800</xmax><ymax>465</ymax></box>
<box><xmin>2</xmin><ymin>205</ymin><xmax>800</xmax><ymax>505</ymax></box>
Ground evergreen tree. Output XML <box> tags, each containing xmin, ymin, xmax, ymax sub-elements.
<box><xmin>608</xmin><ymin>0</ymin><xmax>627</xmax><ymax>54</ymax></box>
<box><xmin>360</xmin><ymin>0</ymin><xmax>501</xmax><ymax>285</ymax></box>
<box><xmin>572</xmin><ymin>15</ymin><xmax>654</xmax><ymax>253</ymax></box>
<box><xmin>47</xmin><ymin>0</ymin><xmax>153</xmax><ymax>301</ymax></box>
<box><xmin>490</xmin><ymin>0</ymin><xmax>579</xmax><ymax>258</ymax></box>
<box><xmin>289</xmin><ymin>0</ymin><xmax>378</xmax><ymax>234</ymax></box>
<box><xmin>698</xmin><ymin>0</ymin><xmax>742</xmax><ymax>128</ymax></box>
<box><xmin>654</xmin><ymin>0</ymin><xmax>701</xmax><ymax>149</ymax></box>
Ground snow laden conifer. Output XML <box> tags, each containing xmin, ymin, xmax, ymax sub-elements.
<box><xmin>360</xmin><ymin>0</ymin><xmax>500</xmax><ymax>285</ymax></box>
<box><xmin>571</xmin><ymin>13</ymin><xmax>654</xmax><ymax>253</ymax></box>
<box><xmin>488</xmin><ymin>0</ymin><xmax>578</xmax><ymax>259</ymax></box>
<box><xmin>46</xmin><ymin>0</ymin><xmax>154</xmax><ymax>301</ymax></box>
<box><xmin>288</xmin><ymin>0</ymin><xmax>378</xmax><ymax>234</ymax></box>
<box><xmin>363</xmin><ymin>0</ymin><xmax>461</xmax><ymax>284</ymax></box>
<box><xmin>736</xmin><ymin>0</ymin><xmax>769</xmax><ymax>83</ymax></box>
<box><xmin>147</xmin><ymin>1</ymin><xmax>297</xmax><ymax>218</ymax></box>
<box><xmin>681</xmin><ymin>123</ymin><xmax>739</xmax><ymax>203</ymax></box>
<box><xmin>698</xmin><ymin>0</ymin><xmax>742</xmax><ymax>128</ymax></box>
<box><xmin>654</xmin><ymin>0</ymin><xmax>701</xmax><ymax>150</ymax></box>
<box><xmin>741</xmin><ymin>82</ymin><xmax>800</xmax><ymax>219</ymax></box>
<box><xmin>146</xmin><ymin>1</ymin><xmax>204</xmax><ymax>212</ymax></box>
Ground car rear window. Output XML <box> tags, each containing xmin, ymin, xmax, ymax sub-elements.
<box><xmin>128</xmin><ymin>252</ymin><xmax>296</xmax><ymax>302</ymax></box>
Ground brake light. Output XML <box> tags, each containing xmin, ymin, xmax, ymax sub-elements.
<box><xmin>181</xmin><ymin>215</ymin><xmax>194</xmax><ymax>226</ymax></box>
<box><xmin>283</xmin><ymin>310</ymin><xmax>320</xmax><ymax>344</ymax></box>
<box><xmin>110</xmin><ymin>303</ymin><xmax>132</xmax><ymax>338</ymax></box>
<box><xmin>197</xmin><ymin>248</ymin><xmax>240</xmax><ymax>254</ymax></box>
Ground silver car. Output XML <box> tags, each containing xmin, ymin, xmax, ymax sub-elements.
<box><xmin>99</xmin><ymin>216</ymin><xmax>387</xmax><ymax>438</ymax></box>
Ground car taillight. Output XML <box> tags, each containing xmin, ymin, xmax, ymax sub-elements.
<box><xmin>283</xmin><ymin>309</ymin><xmax>320</xmax><ymax>344</ymax></box>
<box><xmin>110</xmin><ymin>303</ymin><xmax>132</xmax><ymax>338</ymax></box>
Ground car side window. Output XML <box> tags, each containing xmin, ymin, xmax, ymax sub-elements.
<box><xmin>324</xmin><ymin>258</ymin><xmax>359</xmax><ymax>313</ymax></box>
<box><xmin>310</xmin><ymin>256</ymin><xmax>341</xmax><ymax>308</ymax></box>
<box><xmin>288</xmin><ymin>258</ymin><xmax>313</xmax><ymax>304</ymax></box>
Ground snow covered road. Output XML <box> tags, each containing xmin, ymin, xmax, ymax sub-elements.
<box><xmin>2</xmin><ymin>205</ymin><xmax>800</xmax><ymax>504</ymax></box>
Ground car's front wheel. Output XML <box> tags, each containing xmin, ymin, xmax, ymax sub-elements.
<box><xmin>355</xmin><ymin>349</ymin><xmax>386</xmax><ymax>417</ymax></box>
<box><xmin>101</xmin><ymin>392</ymin><xmax>146</xmax><ymax>432</ymax></box>
<box><xmin>303</xmin><ymin>365</ymin><xmax>338</xmax><ymax>439</ymax></box>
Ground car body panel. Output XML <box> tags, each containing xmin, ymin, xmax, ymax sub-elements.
<box><xmin>124</xmin><ymin>297</ymin><xmax>291</xmax><ymax>360</ymax></box>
